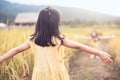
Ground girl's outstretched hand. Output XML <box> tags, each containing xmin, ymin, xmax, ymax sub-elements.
<box><xmin>97</xmin><ymin>51</ymin><xmax>113</xmax><ymax>63</ymax></box>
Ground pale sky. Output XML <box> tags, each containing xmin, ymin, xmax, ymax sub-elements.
<box><xmin>6</xmin><ymin>0</ymin><xmax>120</xmax><ymax>17</ymax></box>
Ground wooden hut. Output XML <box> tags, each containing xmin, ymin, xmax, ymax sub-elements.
<box><xmin>14</xmin><ymin>12</ymin><xmax>39</xmax><ymax>26</ymax></box>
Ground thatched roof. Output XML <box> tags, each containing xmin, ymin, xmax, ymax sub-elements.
<box><xmin>14</xmin><ymin>12</ymin><xmax>39</xmax><ymax>24</ymax></box>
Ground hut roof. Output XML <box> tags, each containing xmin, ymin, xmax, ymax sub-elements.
<box><xmin>14</xmin><ymin>12</ymin><xmax>39</xmax><ymax>23</ymax></box>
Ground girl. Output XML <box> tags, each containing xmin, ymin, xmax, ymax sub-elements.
<box><xmin>0</xmin><ymin>7</ymin><xmax>113</xmax><ymax>80</ymax></box>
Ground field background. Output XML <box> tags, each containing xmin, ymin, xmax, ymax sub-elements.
<box><xmin>0</xmin><ymin>0</ymin><xmax>120</xmax><ymax>80</ymax></box>
<box><xmin>0</xmin><ymin>26</ymin><xmax>120</xmax><ymax>80</ymax></box>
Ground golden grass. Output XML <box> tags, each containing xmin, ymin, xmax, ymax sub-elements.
<box><xmin>0</xmin><ymin>26</ymin><xmax>120</xmax><ymax>79</ymax></box>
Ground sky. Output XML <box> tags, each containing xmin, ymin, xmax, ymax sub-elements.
<box><xmin>6</xmin><ymin>0</ymin><xmax>120</xmax><ymax>17</ymax></box>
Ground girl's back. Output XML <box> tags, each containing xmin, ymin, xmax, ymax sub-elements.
<box><xmin>29</xmin><ymin>37</ymin><xmax>70</xmax><ymax>80</ymax></box>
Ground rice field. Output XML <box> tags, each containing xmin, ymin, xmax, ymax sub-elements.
<box><xmin>0</xmin><ymin>26</ymin><xmax>120</xmax><ymax>80</ymax></box>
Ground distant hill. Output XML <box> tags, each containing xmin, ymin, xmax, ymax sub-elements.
<box><xmin>0</xmin><ymin>0</ymin><xmax>119</xmax><ymax>25</ymax></box>
<box><xmin>0</xmin><ymin>0</ymin><xmax>44</xmax><ymax>23</ymax></box>
<box><xmin>59</xmin><ymin>7</ymin><xmax>119</xmax><ymax>22</ymax></box>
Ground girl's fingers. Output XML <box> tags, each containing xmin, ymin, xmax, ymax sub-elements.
<box><xmin>107</xmin><ymin>54</ymin><xmax>111</xmax><ymax>57</ymax></box>
<box><xmin>103</xmin><ymin>56</ymin><xmax>113</xmax><ymax>63</ymax></box>
<box><xmin>106</xmin><ymin>59</ymin><xmax>113</xmax><ymax>63</ymax></box>
<box><xmin>105</xmin><ymin>53</ymin><xmax>113</xmax><ymax>62</ymax></box>
<box><xmin>104</xmin><ymin>53</ymin><xmax>111</xmax><ymax>57</ymax></box>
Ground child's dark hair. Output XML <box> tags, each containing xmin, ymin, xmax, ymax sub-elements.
<box><xmin>31</xmin><ymin>7</ymin><xmax>64</xmax><ymax>47</ymax></box>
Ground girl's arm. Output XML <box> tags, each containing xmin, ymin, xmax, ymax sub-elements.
<box><xmin>62</xmin><ymin>38</ymin><xmax>113</xmax><ymax>63</ymax></box>
<box><xmin>0</xmin><ymin>39</ymin><xmax>30</xmax><ymax>63</ymax></box>
<box><xmin>100</xmin><ymin>35</ymin><xmax>116</xmax><ymax>40</ymax></box>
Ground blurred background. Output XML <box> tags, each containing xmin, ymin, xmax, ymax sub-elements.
<box><xmin>0</xmin><ymin>0</ymin><xmax>120</xmax><ymax>80</ymax></box>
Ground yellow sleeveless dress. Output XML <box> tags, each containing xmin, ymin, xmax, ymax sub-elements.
<box><xmin>29</xmin><ymin>37</ymin><xmax>70</xmax><ymax>80</ymax></box>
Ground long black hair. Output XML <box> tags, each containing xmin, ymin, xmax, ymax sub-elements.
<box><xmin>31</xmin><ymin>7</ymin><xmax>63</xmax><ymax>47</ymax></box>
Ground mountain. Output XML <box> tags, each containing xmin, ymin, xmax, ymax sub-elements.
<box><xmin>59</xmin><ymin>7</ymin><xmax>119</xmax><ymax>22</ymax></box>
<box><xmin>0</xmin><ymin>0</ymin><xmax>45</xmax><ymax>23</ymax></box>
<box><xmin>0</xmin><ymin>0</ymin><xmax>119</xmax><ymax>25</ymax></box>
